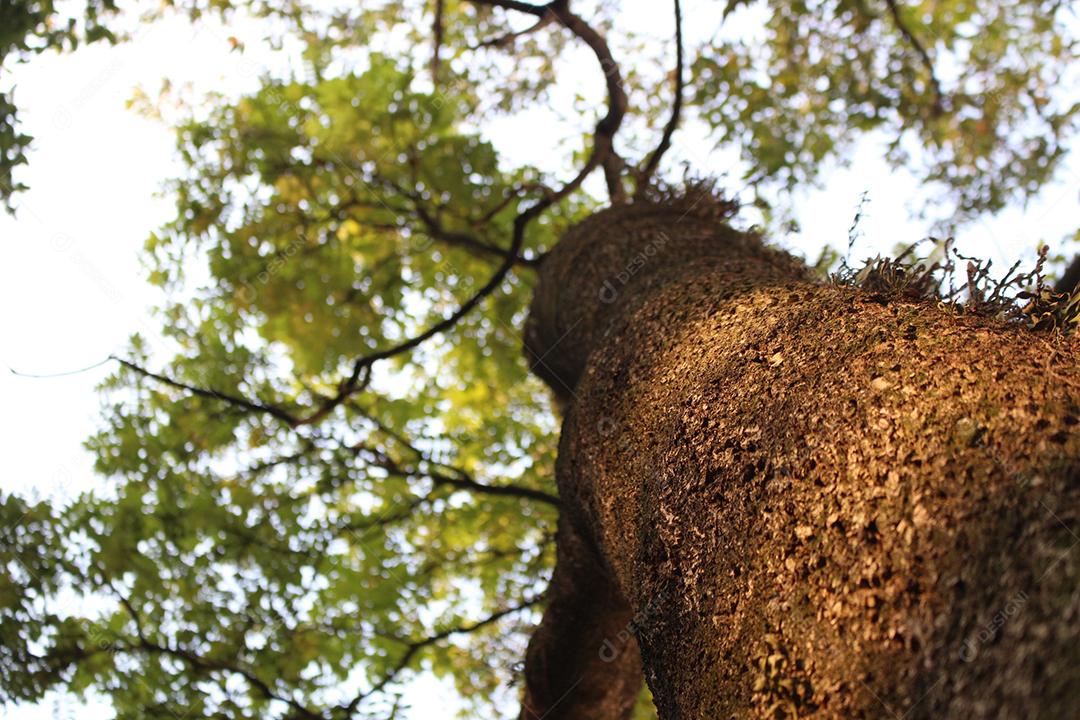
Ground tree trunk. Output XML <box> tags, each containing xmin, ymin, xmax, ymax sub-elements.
<box><xmin>1057</xmin><ymin>254</ymin><xmax>1080</xmax><ymax>296</ymax></box>
<box><xmin>520</xmin><ymin>191</ymin><xmax>1080</xmax><ymax>719</ymax></box>
<box><xmin>519</xmin><ymin>517</ymin><xmax>643</xmax><ymax>720</ymax></box>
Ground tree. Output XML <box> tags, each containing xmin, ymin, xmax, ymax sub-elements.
<box><xmin>524</xmin><ymin>190</ymin><xmax>1080</xmax><ymax>717</ymax></box>
<box><xmin>1</xmin><ymin>1</ymin><xmax>1078</xmax><ymax>719</ymax></box>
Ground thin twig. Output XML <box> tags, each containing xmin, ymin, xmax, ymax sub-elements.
<box><xmin>114</xmin><ymin>356</ymin><xmax>299</xmax><ymax>426</ymax></box>
<box><xmin>472</xmin><ymin>10</ymin><xmax>556</xmax><ymax>48</ymax></box>
<box><xmin>355</xmin><ymin>411</ymin><xmax>561</xmax><ymax>506</ymax></box>
<box><xmin>637</xmin><ymin>0</ymin><xmax>684</xmax><ymax>195</ymax></box>
<box><xmin>342</xmin><ymin>596</ymin><xmax>540</xmax><ymax>714</ymax></box>
<box><xmin>7</xmin><ymin>356</ymin><xmax>113</xmax><ymax>378</ymax></box>
<box><xmin>884</xmin><ymin>0</ymin><xmax>945</xmax><ymax>115</ymax></box>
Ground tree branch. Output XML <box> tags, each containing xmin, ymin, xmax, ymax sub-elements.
<box><xmin>413</xmin><ymin>202</ymin><xmax>542</xmax><ymax>268</ymax></box>
<box><xmin>355</xmin><ymin>415</ymin><xmax>561</xmax><ymax>507</ymax></box>
<box><xmin>469</xmin><ymin>0</ymin><xmax>548</xmax><ymax>17</ymax></box>
<box><xmin>428</xmin><ymin>467</ymin><xmax>561</xmax><ymax>506</ymax></box>
<box><xmin>304</xmin><ymin>0</ymin><xmax>628</xmax><ymax>419</ymax></box>
<box><xmin>468</xmin><ymin>3</ymin><xmax>627</xmax><ymax>201</ymax></box>
<box><xmin>431</xmin><ymin>0</ymin><xmax>445</xmax><ymax>81</ymax></box>
<box><xmin>603</xmin><ymin>152</ymin><xmax>628</xmax><ymax>204</ymax></box>
<box><xmin>109</xmin><ymin>0</ymin><xmax>627</xmax><ymax>432</ymax></box>
<box><xmin>884</xmin><ymin>0</ymin><xmax>945</xmax><ymax>115</ymax></box>
<box><xmin>342</xmin><ymin>597</ymin><xmax>540</xmax><ymax>715</ymax></box>
<box><xmin>114</xmin><ymin>356</ymin><xmax>300</xmax><ymax>426</ymax></box>
<box><xmin>546</xmin><ymin>0</ymin><xmax>629</xmax><ymax>203</ymax></box>
<box><xmin>472</xmin><ymin>11</ymin><xmax>556</xmax><ymax>49</ymax></box>
<box><xmin>637</xmin><ymin>0</ymin><xmax>683</xmax><ymax>195</ymax></box>
<box><xmin>109</xmin><ymin>587</ymin><xmax>322</xmax><ymax>720</ymax></box>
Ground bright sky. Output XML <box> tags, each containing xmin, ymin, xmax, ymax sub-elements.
<box><xmin>0</xmin><ymin>3</ymin><xmax>1077</xmax><ymax>718</ymax></box>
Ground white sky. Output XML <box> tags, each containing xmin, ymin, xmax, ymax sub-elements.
<box><xmin>0</xmin><ymin>3</ymin><xmax>1078</xmax><ymax>718</ymax></box>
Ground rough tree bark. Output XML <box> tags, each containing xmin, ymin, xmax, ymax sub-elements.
<box><xmin>520</xmin><ymin>190</ymin><xmax>1080</xmax><ymax>719</ymax></box>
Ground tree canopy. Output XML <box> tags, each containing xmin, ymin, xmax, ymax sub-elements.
<box><xmin>1</xmin><ymin>1</ymin><xmax>1078</xmax><ymax>718</ymax></box>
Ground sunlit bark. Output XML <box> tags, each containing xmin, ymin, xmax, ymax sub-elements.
<box><xmin>523</xmin><ymin>194</ymin><xmax>1080</xmax><ymax>719</ymax></box>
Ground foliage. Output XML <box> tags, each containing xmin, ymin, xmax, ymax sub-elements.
<box><xmin>3</xmin><ymin>52</ymin><xmax>577</xmax><ymax>718</ymax></box>
<box><xmin>2</xmin><ymin>1</ymin><xmax>1079</xmax><ymax>718</ymax></box>
<box><xmin>0</xmin><ymin>0</ymin><xmax>119</xmax><ymax>209</ymax></box>
<box><xmin>693</xmin><ymin>0</ymin><xmax>1080</xmax><ymax>222</ymax></box>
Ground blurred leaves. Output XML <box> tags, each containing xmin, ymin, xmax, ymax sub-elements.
<box><xmin>692</xmin><ymin>0</ymin><xmax>1079</xmax><ymax>221</ymax></box>
<box><xmin>2</xmin><ymin>49</ymin><xmax>570</xmax><ymax>719</ymax></box>
<box><xmin>0</xmin><ymin>0</ymin><xmax>119</xmax><ymax>210</ymax></box>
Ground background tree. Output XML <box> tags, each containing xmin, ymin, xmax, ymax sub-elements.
<box><xmin>1</xmin><ymin>1</ymin><xmax>1078</xmax><ymax>718</ymax></box>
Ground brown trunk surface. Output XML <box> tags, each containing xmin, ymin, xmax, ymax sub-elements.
<box><xmin>520</xmin><ymin>193</ymin><xmax>1080</xmax><ymax>719</ymax></box>
<box><xmin>519</xmin><ymin>517</ymin><xmax>642</xmax><ymax>720</ymax></box>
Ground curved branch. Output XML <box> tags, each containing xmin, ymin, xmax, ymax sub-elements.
<box><xmin>114</xmin><ymin>357</ymin><xmax>300</xmax><ymax>426</ymax></box>
<box><xmin>472</xmin><ymin>10</ymin><xmax>556</xmax><ymax>49</ymax></box>
<box><xmin>354</xmin><ymin>415</ymin><xmax>561</xmax><ymax>507</ymax></box>
<box><xmin>548</xmin><ymin>1</ymin><xmax>629</xmax><ymax>203</ymax></box>
<box><xmin>109</xmin><ymin>587</ymin><xmax>322</xmax><ymax>720</ymax></box>
<box><xmin>342</xmin><ymin>597</ymin><xmax>541</xmax><ymax>715</ymax></box>
<box><xmin>545</xmin><ymin>0</ymin><xmax>627</xmax><ymax>148</ymax></box>
<box><xmin>472</xmin><ymin>0</ymin><xmax>629</xmax><ymax>203</ymax></box>
<box><xmin>114</xmin><ymin>358</ymin><xmax>557</xmax><ymax>503</ymax></box>
<box><xmin>413</xmin><ymin>203</ymin><xmax>543</xmax><ymax>268</ymax></box>
<box><xmin>110</xmin><ymin>0</ymin><xmax>627</xmax><ymax>431</ymax></box>
<box><xmin>637</xmin><ymin>0</ymin><xmax>684</xmax><ymax>195</ymax></box>
<box><xmin>303</xmin><ymin>0</ymin><xmax>628</xmax><ymax>422</ymax></box>
<box><xmin>884</xmin><ymin>0</ymin><xmax>945</xmax><ymax>115</ymax></box>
